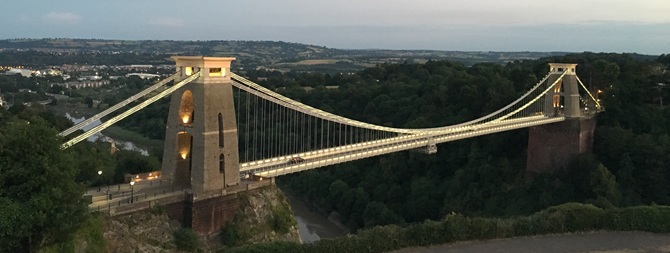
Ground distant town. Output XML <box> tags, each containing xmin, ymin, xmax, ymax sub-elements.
<box><xmin>0</xmin><ymin>38</ymin><xmax>583</xmax><ymax>110</ymax></box>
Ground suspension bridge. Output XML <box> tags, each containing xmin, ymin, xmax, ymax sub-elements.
<box><xmin>67</xmin><ymin>56</ymin><xmax>602</xmax><ymax>233</ymax></box>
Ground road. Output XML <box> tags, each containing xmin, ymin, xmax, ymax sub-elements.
<box><xmin>391</xmin><ymin>231</ymin><xmax>670</xmax><ymax>253</ymax></box>
<box><xmin>86</xmin><ymin>179</ymin><xmax>183</xmax><ymax>211</ymax></box>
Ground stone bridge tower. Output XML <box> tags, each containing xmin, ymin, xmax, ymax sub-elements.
<box><xmin>526</xmin><ymin>63</ymin><xmax>598</xmax><ymax>174</ymax></box>
<box><xmin>162</xmin><ymin>56</ymin><xmax>241</xmax><ymax>193</ymax></box>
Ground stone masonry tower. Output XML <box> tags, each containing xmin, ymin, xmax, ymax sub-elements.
<box><xmin>526</xmin><ymin>63</ymin><xmax>597</xmax><ymax>174</ymax></box>
<box><xmin>543</xmin><ymin>63</ymin><xmax>580</xmax><ymax>118</ymax></box>
<box><xmin>162</xmin><ymin>56</ymin><xmax>240</xmax><ymax>193</ymax></box>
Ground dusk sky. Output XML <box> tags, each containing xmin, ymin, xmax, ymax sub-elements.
<box><xmin>1</xmin><ymin>0</ymin><xmax>668</xmax><ymax>54</ymax></box>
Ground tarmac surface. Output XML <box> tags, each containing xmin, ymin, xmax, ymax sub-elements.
<box><xmin>391</xmin><ymin>231</ymin><xmax>670</xmax><ymax>253</ymax></box>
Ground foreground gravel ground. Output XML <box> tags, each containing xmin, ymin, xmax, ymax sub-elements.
<box><xmin>391</xmin><ymin>231</ymin><xmax>670</xmax><ymax>253</ymax></box>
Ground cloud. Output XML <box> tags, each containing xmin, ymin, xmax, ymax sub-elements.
<box><xmin>148</xmin><ymin>18</ymin><xmax>185</xmax><ymax>28</ymax></box>
<box><xmin>44</xmin><ymin>12</ymin><xmax>81</xmax><ymax>24</ymax></box>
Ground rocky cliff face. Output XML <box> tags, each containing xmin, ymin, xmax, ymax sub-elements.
<box><xmin>93</xmin><ymin>185</ymin><xmax>300</xmax><ymax>252</ymax></box>
<box><xmin>103</xmin><ymin>210</ymin><xmax>181</xmax><ymax>253</ymax></box>
<box><xmin>221</xmin><ymin>185</ymin><xmax>301</xmax><ymax>246</ymax></box>
<box><xmin>244</xmin><ymin>185</ymin><xmax>301</xmax><ymax>243</ymax></box>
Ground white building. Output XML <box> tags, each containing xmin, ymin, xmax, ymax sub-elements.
<box><xmin>54</xmin><ymin>80</ymin><xmax>111</xmax><ymax>89</ymax></box>
<box><xmin>5</xmin><ymin>68</ymin><xmax>33</xmax><ymax>77</ymax></box>
<box><xmin>126</xmin><ymin>73</ymin><xmax>160</xmax><ymax>79</ymax></box>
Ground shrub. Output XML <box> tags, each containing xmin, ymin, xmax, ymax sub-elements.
<box><xmin>469</xmin><ymin>217</ymin><xmax>498</xmax><ymax>239</ymax></box>
<box><xmin>173</xmin><ymin>228</ymin><xmax>200</xmax><ymax>252</ymax></box>
<box><xmin>40</xmin><ymin>214</ymin><xmax>106</xmax><ymax>253</ymax></box>
<box><xmin>272</xmin><ymin>204</ymin><xmax>297</xmax><ymax>234</ymax></box>
<box><xmin>223</xmin><ymin>241</ymin><xmax>303</xmax><ymax>253</ymax></box>
<box><xmin>605</xmin><ymin>205</ymin><xmax>670</xmax><ymax>232</ymax></box>
<box><xmin>533</xmin><ymin>203</ymin><xmax>605</xmax><ymax>233</ymax></box>
<box><xmin>227</xmin><ymin>203</ymin><xmax>670</xmax><ymax>253</ymax></box>
<box><xmin>149</xmin><ymin>205</ymin><xmax>164</xmax><ymax>215</ymax></box>
<box><xmin>405</xmin><ymin>221</ymin><xmax>443</xmax><ymax>246</ymax></box>
<box><xmin>221</xmin><ymin>221</ymin><xmax>251</xmax><ymax>247</ymax></box>
<box><xmin>442</xmin><ymin>213</ymin><xmax>470</xmax><ymax>241</ymax></box>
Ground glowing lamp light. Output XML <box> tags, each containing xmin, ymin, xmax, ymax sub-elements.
<box><xmin>182</xmin><ymin>115</ymin><xmax>190</xmax><ymax>124</ymax></box>
<box><xmin>185</xmin><ymin>67</ymin><xmax>193</xmax><ymax>76</ymax></box>
<box><xmin>180</xmin><ymin>151</ymin><xmax>188</xmax><ymax>159</ymax></box>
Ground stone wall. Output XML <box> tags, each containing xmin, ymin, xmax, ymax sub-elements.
<box><xmin>187</xmin><ymin>193</ymin><xmax>239</xmax><ymax>235</ymax></box>
<box><xmin>526</xmin><ymin>116</ymin><xmax>597</xmax><ymax>174</ymax></box>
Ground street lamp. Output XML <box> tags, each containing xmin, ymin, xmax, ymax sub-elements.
<box><xmin>97</xmin><ymin>170</ymin><xmax>102</xmax><ymax>191</ymax></box>
<box><xmin>130</xmin><ymin>181</ymin><xmax>135</xmax><ymax>204</ymax></box>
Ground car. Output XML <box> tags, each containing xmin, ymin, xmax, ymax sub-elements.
<box><xmin>289</xmin><ymin>157</ymin><xmax>305</xmax><ymax>164</ymax></box>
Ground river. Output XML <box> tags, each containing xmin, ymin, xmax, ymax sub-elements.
<box><xmin>282</xmin><ymin>189</ymin><xmax>348</xmax><ymax>243</ymax></box>
<box><xmin>64</xmin><ymin>113</ymin><xmax>149</xmax><ymax>155</ymax></box>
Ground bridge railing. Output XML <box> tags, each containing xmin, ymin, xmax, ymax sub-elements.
<box><xmin>88</xmin><ymin>184</ymin><xmax>187</xmax><ymax>216</ymax></box>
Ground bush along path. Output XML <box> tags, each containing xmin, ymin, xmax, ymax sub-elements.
<box><xmin>224</xmin><ymin>203</ymin><xmax>670</xmax><ymax>253</ymax></box>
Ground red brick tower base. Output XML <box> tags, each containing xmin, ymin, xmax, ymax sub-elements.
<box><xmin>185</xmin><ymin>193</ymin><xmax>239</xmax><ymax>235</ymax></box>
<box><xmin>526</xmin><ymin>116</ymin><xmax>597</xmax><ymax>174</ymax></box>
<box><xmin>161</xmin><ymin>193</ymin><xmax>239</xmax><ymax>235</ymax></box>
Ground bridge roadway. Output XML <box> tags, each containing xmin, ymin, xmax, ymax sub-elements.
<box><xmin>245</xmin><ymin>115</ymin><xmax>565</xmax><ymax>178</ymax></box>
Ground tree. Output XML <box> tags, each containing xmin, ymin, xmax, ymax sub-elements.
<box><xmin>84</xmin><ymin>96</ymin><xmax>94</xmax><ymax>108</ymax></box>
<box><xmin>0</xmin><ymin>117</ymin><xmax>88</xmax><ymax>252</ymax></box>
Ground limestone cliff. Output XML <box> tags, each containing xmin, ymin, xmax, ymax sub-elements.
<box><xmin>80</xmin><ymin>185</ymin><xmax>300</xmax><ymax>252</ymax></box>
<box><xmin>103</xmin><ymin>210</ymin><xmax>182</xmax><ymax>253</ymax></box>
<box><xmin>221</xmin><ymin>185</ymin><xmax>302</xmax><ymax>246</ymax></box>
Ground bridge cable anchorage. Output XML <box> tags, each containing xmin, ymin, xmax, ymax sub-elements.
<box><xmin>60</xmin><ymin>72</ymin><xmax>202</xmax><ymax>149</ymax></box>
<box><xmin>59</xmin><ymin>72</ymin><xmax>180</xmax><ymax>137</ymax></box>
<box><xmin>576</xmin><ymin>75</ymin><xmax>602</xmax><ymax>108</ymax></box>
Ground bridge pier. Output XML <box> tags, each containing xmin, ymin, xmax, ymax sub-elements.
<box><xmin>527</xmin><ymin>63</ymin><xmax>598</xmax><ymax>174</ymax></box>
<box><xmin>526</xmin><ymin>114</ymin><xmax>597</xmax><ymax>173</ymax></box>
<box><xmin>183</xmin><ymin>192</ymin><xmax>239</xmax><ymax>235</ymax></box>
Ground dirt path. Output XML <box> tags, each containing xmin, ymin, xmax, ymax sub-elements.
<box><xmin>391</xmin><ymin>231</ymin><xmax>670</xmax><ymax>253</ymax></box>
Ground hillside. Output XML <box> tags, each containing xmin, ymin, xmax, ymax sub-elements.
<box><xmin>0</xmin><ymin>38</ymin><xmax>569</xmax><ymax>72</ymax></box>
